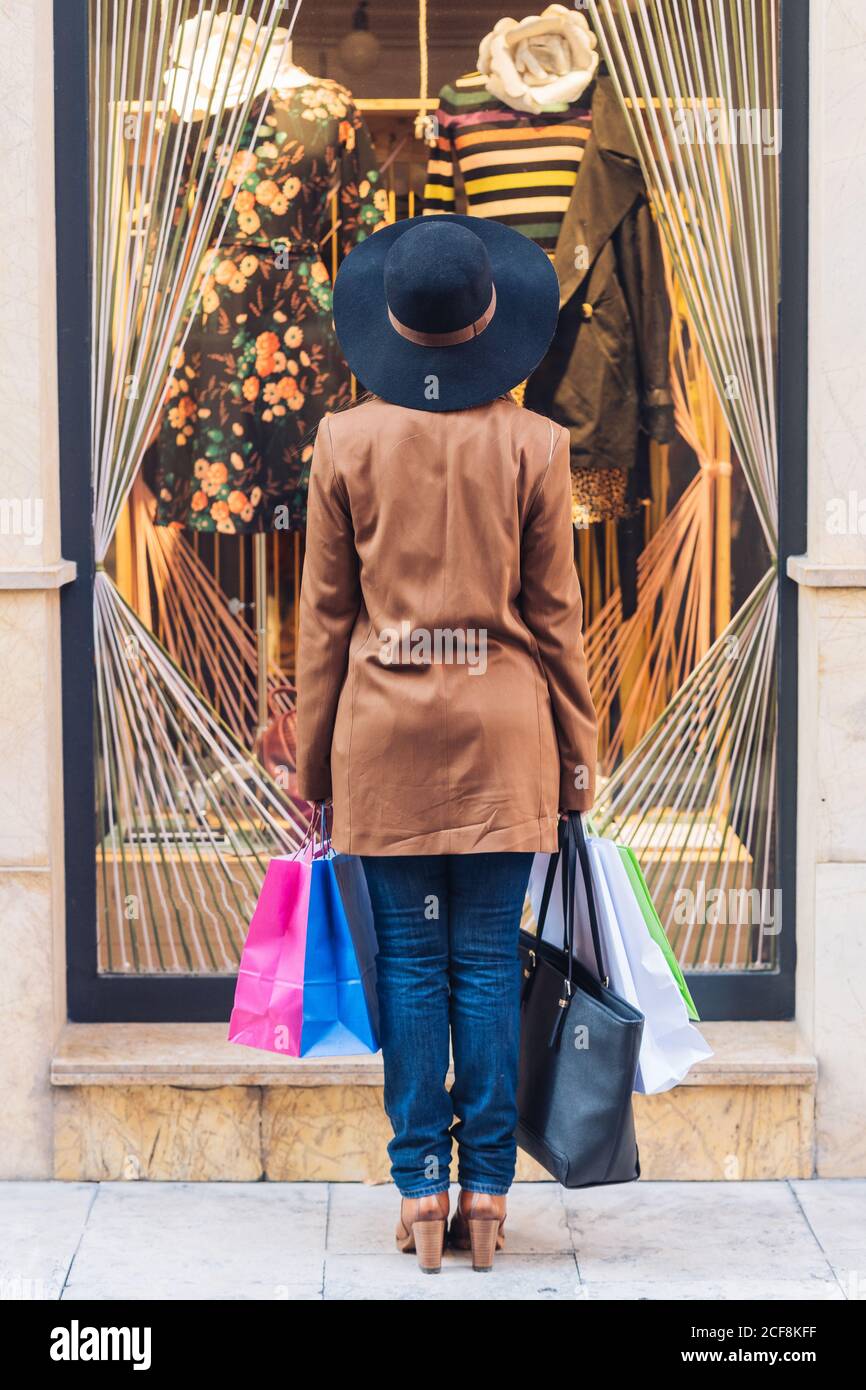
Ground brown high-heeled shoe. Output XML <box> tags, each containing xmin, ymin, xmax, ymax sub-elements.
<box><xmin>448</xmin><ymin>1191</ymin><xmax>507</xmax><ymax>1271</ymax></box>
<box><xmin>395</xmin><ymin>1191</ymin><xmax>451</xmax><ymax>1273</ymax></box>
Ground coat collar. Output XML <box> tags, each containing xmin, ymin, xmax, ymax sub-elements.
<box><xmin>591</xmin><ymin>73</ymin><xmax>642</xmax><ymax>159</ymax></box>
<box><xmin>554</xmin><ymin>76</ymin><xmax>648</xmax><ymax>306</ymax></box>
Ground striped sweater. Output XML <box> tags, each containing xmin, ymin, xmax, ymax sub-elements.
<box><xmin>423</xmin><ymin>72</ymin><xmax>593</xmax><ymax>251</ymax></box>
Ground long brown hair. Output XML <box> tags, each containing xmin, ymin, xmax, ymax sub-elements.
<box><xmin>324</xmin><ymin>386</ymin><xmax>516</xmax><ymax>417</ymax></box>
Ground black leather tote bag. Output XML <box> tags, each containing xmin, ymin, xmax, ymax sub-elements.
<box><xmin>515</xmin><ymin>813</ymin><xmax>644</xmax><ymax>1188</ymax></box>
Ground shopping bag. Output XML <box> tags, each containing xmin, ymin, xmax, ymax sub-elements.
<box><xmin>527</xmin><ymin>836</ymin><xmax>712</xmax><ymax>1093</ymax></box>
<box><xmin>517</xmin><ymin>814</ymin><xmax>643</xmax><ymax>1188</ymax></box>
<box><xmin>527</xmin><ymin>844</ymin><xmax>698</xmax><ymax>1020</ymax></box>
<box><xmin>329</xmin><ymin>853</ymin><xmax>381</xmax><ymax>1044</ymax></box>
<box><xmin>227</xmin><ymin>849</ymin><xmax>379</xmax><ymax>1058</ymax></box>
<box><xmin>618</xmin><ymin>845</ymin><xmax>700</xmax><ymax>1022</ymax></box>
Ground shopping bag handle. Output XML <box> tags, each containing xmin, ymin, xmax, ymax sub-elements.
<box><xmin>568</xmin><ymin>813</ymin><xmax>607</xmax><ymax>987</ymax></box>
<box><xmin>297</xmin><ymin>800</ymin><xmax>332</xmax><ymax>858</ymax></box>
<box><xmin>536</xmin><ymin>813</ymin><xmax>607</xmax><ymax>989</ymax></box>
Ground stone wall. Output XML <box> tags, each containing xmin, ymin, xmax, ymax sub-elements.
<box><xmin>0</xmin><ymin>0</ymin><xmax>69</xmax><ymax>1179</ymax></box>
<box><xmin>792</xmin><ymin>0</ymin><xmax>866</xmax><ymax>1177</ymax></box>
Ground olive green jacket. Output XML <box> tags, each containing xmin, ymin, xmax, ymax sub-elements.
<box><xmin>525</xmin><ymin>77</ymin><xmax>675</xmax><ymax>478</ymax></box>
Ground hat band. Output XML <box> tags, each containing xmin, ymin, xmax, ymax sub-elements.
<box><xmin>387</xmin><ymin>286</ymin><xmax>497</xmax><ymax>347</ymax></box>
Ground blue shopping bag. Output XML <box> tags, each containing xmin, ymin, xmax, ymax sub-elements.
<box><xmin>299</xmin><ymin>853</ymin><xmax>380</xmax><ymax>1057</ymax></box>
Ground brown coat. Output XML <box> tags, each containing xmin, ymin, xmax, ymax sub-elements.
<box><xmin>296</xmin><ymin>396</ymin><xmax>597</xmax><ymax>855</ymax></box>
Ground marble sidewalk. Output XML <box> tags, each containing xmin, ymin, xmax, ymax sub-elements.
<box><xmin>1</xmin><ymin>1180</ymin><xmax>864</xmax><ymax>1301</ymax></box>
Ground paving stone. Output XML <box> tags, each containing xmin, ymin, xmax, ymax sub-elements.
<box><xmin>562</xmin><ymin>1181</ymin><xmax>832</xmax><ymax>1284</ymax></box>
<box><xmin>61</xmin><ymin>1181</ymin><xmax>328</xmax><ymax>1301</ymax></box>
<box><xmin>0</xmin><ymin>1181</ymin><xmax>95</xmax><ymax>1300</ymax></box>
<box><xmin>790</xmin><ymin>1178</ymin><xmax>866</xmax><ymax>1291</ymax></box>
<box><xmin>576</xmin><ymin>1276</ymin><xmax>845</xmax><ymax>1301</ymax></box>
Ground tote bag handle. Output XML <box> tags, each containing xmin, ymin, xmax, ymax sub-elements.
<box><xmin>536</xmin><ymin>813</ymin><xmax>608</xmax><ymax>989</ymax></box>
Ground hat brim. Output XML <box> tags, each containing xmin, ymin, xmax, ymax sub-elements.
<box><xmin>332</xmin><ymin>214</ymin><xmax>561</xmax><ymax>412</ymax></box>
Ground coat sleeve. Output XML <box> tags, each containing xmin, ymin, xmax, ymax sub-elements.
<box><xmin>613</xmin><ymin>195</ymin><xmax>676</xmax><ymax>445</ymax></box>
<box><xmin>520</xmin><ymin>426</ymin><xmax>598</xmax><ymax>812</ymax></box>
<box><xmin>295</xmin><ymin>417</ymin><xmax>361</xmax><ymax>802</ymax></box>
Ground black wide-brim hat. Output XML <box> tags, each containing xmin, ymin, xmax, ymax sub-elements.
<box><xmin>332</xmin><ymin>213</ymin><xmax>560</xmax><ymax>412</ymax></box>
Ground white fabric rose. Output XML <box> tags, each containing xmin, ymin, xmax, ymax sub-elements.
<box><xmin>477</xmin><ymin>4</ymin><xmax>599</xmax><ymax>116</ymax></box>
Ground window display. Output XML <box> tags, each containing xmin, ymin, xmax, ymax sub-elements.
<box><xmin>85</xmin><ymin>0</ymin><xmax>782</xmax><ymax>1005</ymax></box>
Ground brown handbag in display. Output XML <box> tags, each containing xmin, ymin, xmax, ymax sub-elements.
<box><xmin>254</xmin><ymin>685</ymin><xmax>304</xmax><ymax>799</ymax></box>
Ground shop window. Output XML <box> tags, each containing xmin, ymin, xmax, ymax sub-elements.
<box><xmin>58</xmin><ymin>0</ymin><xmax>803</xmax><ymax>1019</ymax></box>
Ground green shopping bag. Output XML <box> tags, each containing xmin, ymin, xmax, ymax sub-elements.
<box><xmin>617</xmin><ymin>845</ymin><xmax>701</xmax><ymax>1023</ymax></box>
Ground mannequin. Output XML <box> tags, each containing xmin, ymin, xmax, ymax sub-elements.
<box><xmin>154</xmin><ymin>11</ymin><xmax>387</xmax><ymax>536</ymax></box>
<box><xmin>163</xmin><ymin>16</ymin><xmax>312</xmax><ymax>121</ymax></box>
<box><xmin>424</xmin><ymin>6</ymin><xmax>597</xmax><ymax>253</ymax></box>
<box><xmin>522</xmin><ymin>70</ymin><xmax>674</xmax><ymax>559</ymax></box>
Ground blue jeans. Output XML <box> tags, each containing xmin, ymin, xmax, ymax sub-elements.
<box><xmin>361</xmin><ymin>852</ymin><xmax>534</xmax><ymax>1198</ymax></box>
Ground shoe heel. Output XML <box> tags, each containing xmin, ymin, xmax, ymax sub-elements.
<box><xmin>412</xmin><ymin>1218</ymin><xmax>446</xmax><ymax>1273</ymax></box>
<box><xmin>468</xmin><ymin>1217</ymin><xmax>501</xmax><ymax>1272</ymax></box>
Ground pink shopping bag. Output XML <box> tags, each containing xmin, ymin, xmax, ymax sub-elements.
<box><xmin>227</xmin><ymin>854</ymin><xmax>313</xmax><ymax>1057</ymax></box>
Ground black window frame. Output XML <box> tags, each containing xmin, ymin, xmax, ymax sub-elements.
<box><xmin>56</xmin><ymin>0</ymin><xmax>807</xmax><ymax>1022</ymax></box>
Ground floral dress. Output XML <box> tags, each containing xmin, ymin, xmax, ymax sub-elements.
<box><xmin>155</xmin><ymin>79</ymin><xmax>387</xmax><ymax>535</ymax></box>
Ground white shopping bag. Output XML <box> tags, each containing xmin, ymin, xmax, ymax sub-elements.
<box><xmin>527</xmin><ymin>838</ymin><xmax>713</xmax><ymax>1094</ymax></box>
